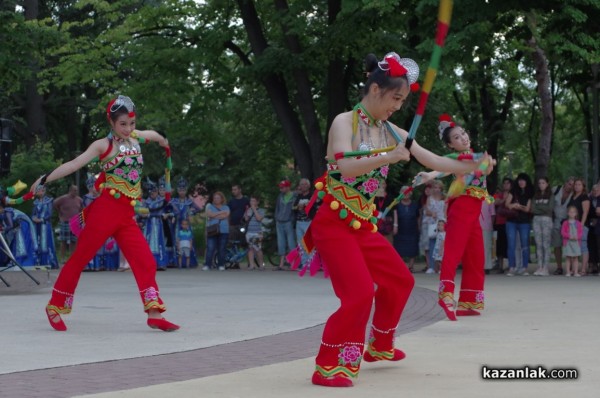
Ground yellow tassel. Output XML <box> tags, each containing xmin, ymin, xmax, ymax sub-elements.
<box><xmin>330</xmin><ymin>200</ymin><xmax>340</xmax><ymax>210</ymax></box>
<box><xmin>109</xmin><ymin>189</ymin><xmax>116</xmax><ymax>196</ymax></box>
<box><xmin>315</xmin><ymin>181</ymin><xmax>324</xmax><ymax>190</ymax></box>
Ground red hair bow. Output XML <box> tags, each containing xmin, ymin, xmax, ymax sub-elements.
<box><xmin>385</xmin><ymin>56</ymin><xmax>408</xmax><ymax>78</ymax></box>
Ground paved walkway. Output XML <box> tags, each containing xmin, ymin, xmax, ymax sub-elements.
<box><xmin>1</xmin><ymin>266</ymin><xmax>598</xmax><ymax>397</ymax></box>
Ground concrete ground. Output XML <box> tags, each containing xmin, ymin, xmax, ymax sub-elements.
<box><xmin>0</xmin><ymin>264</ymin><xmax>598</xmax><ymax>398</ymax></box>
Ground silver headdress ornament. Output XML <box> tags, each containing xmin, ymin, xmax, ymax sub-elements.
<box><xmin>438</xmin><ymin>114</ymin><xmax>456</xmax><ymax>140</ymax></box>
<box><xmin>109</xmin><ymin>95</ymin><xmax>136</xmax><ymax>117</ymax></box>
<box><xmin>378</xmin><ymin>52</ymin><xmax>420</xmax><ymax>91</ymax></box>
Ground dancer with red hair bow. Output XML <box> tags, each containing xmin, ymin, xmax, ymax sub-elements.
<box><xmin>300</xmin><ymin>53</ymin><xmax>491</xmax><ymax>388</ymax></box>
<box><xmin>415</xmin><ymin>114</ymin><xmax>494</xmax><ymax>321</ymax></box>
<box><xmin>30</xmin><ymin>95</ymin><xmax>179</xmax><ymax>332</ymax></box>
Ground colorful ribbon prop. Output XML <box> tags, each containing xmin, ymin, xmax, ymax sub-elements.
<box><xmin>3</xmin><ymin>180</ymin><xmax>35</xmax><ymax>205</ymax></box>
<box><xmin>405</xmin><ymin>0</ymin><xmax>453</xmax><ymax>148</ymax></box>
<box><xmin>380</xmin><ymin>185</ymin><xmax>415</xmax><ymax>219</ymax></box>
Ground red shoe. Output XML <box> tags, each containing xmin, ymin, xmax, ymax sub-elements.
<box><xmin>363</xmin><ymin>348</ymin><xmax>406</xmax><ymax>362</ymax></box>
<box><xmin>45</xmin><ymin>306</ymin><xmax>67</xmax><ymax>331</ymax></box>
<box><xmin>147</xmin><ymin>317</ymin><xmax>180</xmax><ymax>332</ymax></box>
<box><xmin>438</xmin><ymin>299</ymin><xmax>457</xmax><ymax>321</ymax></box>
<box><xmin>456</xmin><ymin>308</ymin><xmax>481</xmax><ymax>316</ymax></box>
<box><xmin>311</xmin><ymin>371</ymin><xmax>353</xmax><ymax>387</ymax></box>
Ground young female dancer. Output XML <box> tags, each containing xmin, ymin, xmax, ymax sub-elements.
<box><xmin>416</xmin><ymin>114</ymin><xmax>494</xmax><ymax>321</ymax></box>
<box><xmin>305</xmin><ymin>53</ymin><xmax>491</xmax><ymax>387</ymax></box>
<box><xmin>30</xmin><ymin>95</ymin><xmax>179</xmax><ymax>332</ymax></box>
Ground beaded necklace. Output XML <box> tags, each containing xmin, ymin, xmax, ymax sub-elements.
<box><xmin>353</xmin><ymin>103</ymin><xmax>388</xmax><ymax>151</ymax></box>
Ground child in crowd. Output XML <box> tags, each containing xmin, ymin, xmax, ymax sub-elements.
<box><xmin>177</xmin><ymin>219</ymin><xmax>194</xmax><ymax>269</ymax></box>
<box><xmin>432</xmin><ymin>218</ymin><xmax>446</xmax><ymax>273</ymax></box>
<box><xmin>561</xmin><ymin>205</ymin><xmax>583</xmax><ymax>277</ymax></box>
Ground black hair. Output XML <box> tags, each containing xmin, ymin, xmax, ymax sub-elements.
<box><xmin>363</xmin><ymin>54</ymin><xmax>409</xmax><ymax>97</ymax></box>
<box><xmin>511</xmin><ymin>172</ymin><xmax>534</xmax><ymax>199</ymax></box>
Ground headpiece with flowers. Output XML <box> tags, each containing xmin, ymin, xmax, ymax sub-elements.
<box><xmin>378</xmin><ymin>52</ymin><xmax>420</xmax><ymax>92</ymax></box>
<box><xmin>438</xmin><ymin>113</ymin><xmax>456</xmax><ymax>140</ymax></box>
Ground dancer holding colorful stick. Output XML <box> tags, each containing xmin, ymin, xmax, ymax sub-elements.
<box><xmin>295</xmin><ymin>52</ymin><xmax>492</xmax><ymax>388</ymax></box>
<box><xmin>415</xmin><ymin>114</ymin><xmax>494</xmax><ymax>321</ymax></box>
<box><xmin>30</xmin><ymin>95</ymin><xmax>179</xmax><ymax>332</ymax></box>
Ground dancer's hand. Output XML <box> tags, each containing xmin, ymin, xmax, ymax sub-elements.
<box><xmin>388</xmin><ymin>144</ymin><xmax>411</xmax><ymax>164</ymax></box>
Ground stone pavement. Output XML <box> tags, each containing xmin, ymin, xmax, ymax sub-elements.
<box><xmin>1</xmin><ymin>266</ymin><xmax>598</xmax><ymax>398</ymax></box>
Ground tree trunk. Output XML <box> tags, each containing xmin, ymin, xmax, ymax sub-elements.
<box><xmin>527</xmin><ymin>32</ymin><xmax>553</xmax><ymax>182</ymax></box>
<box><xmin>274</xmin><ymin>0</ymin><xmax>325</xmax><ymax>179</ymax></box>
<box><xmin>236</xmin><ymin>0</ymin><xmax>314</xmax><ymax>180</ymax></box>
<box><xmin>23</xmin><ymin>0</ymin><xmax>46</xmax><ymax>146</ymax></box>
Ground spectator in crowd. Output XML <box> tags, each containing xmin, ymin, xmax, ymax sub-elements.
<box><xmin>244</xmin><ymin>195</ymin><xmax>266</xmax><ymax>270</ymax></box>
<box><xmin>53</xmin><ymin>185</ymin><xmax>83</xmax><ymax>262</ymax></box>
<box><xmin>422</xmin><ymin>180</ymin><xmax>445</xmax><ymax>274</ymax></box>
<box><xmin>177</xmin><ymin>219</ymin><xmax>194</xmax><ymax>269</ymax></box>
<box><xmin>531</xmin><ymin>177</ymin><xmax>553</xmax><ymax>276</ymax></box>
<box><xmin>393</xmin><ymin>187</ymin><xmax>420</xmax><ymax>272</ymax></box>
<box><xmin>143</xmin><ymin>182</ymin><xmax>169</xmax><ymax>270</ymax></box>
<box><xmin>170</xmin><ymin>177</ymin><xmax>202</xmax><ymax>267</ymax></box>
<box><xmin>228</xmin><ymin>184</ymin><xmax>250</xmax><ymax>246</ymax></box>
<box><xmin>293</xmin><ymin>178</ymin><xmax>314</xmax><ymax>263</ymax></box>
<box><xmin>1</xmin><ymin>203</ymin><xmax>38</xmax><ymax>266</ymax></box>
<box><xmin>417</xmin><ymin>183</ymin><xmax>432</xmax><ymax>267</ymax></box>
<box><xmin>204</xmin><ymin>191</ymin><xmax>230</xmax><ymax>271</ymax></box>
<box><xmin>158</xmin><ymin>178</ymin><xmax>176</xmax><ymax>267</ymax></box>
<box><xmin>32</xmin><ymin>185</ymin><xmax>58</xmax><ymax>269</ymax></box>
<box><xmin>493</xmin><ymin>177</ymin><xmax>513</xmax><ymax>273</ymax></box>
<box><xmin>505</xmin><ymin>172</ymin><xmax>534</xmax><ymax>276</ymax></box>
<box><xmin>374</xmin><ymin>180</ymin><xmax>395</xmax><ymax>244</ymax></box>
<box><xmin>274</xmin><ymin>179</ymin><xmax>296</xmax><ymax>270</ymax></box>
<box><xmin>432</xmin><ymin>218</ymin><xmax>446</xmax><ymax>274</ymax></box>
<box><xmin>551</xmin><ymin>176</ymin><xmax>574</xmax><ymax>275</ymax></box>
<box><xmin>561</xmin><ymin>205</ymin><xmax>583</xmax><ymax>277</ymax></box>
<box><xmin>589</xmin><ymin>184</ymin><xmax>600</xmax><ymax>275</ymax></box>
<box><xmin>82</xmin><ymin>176</ymin><xmax>102</xmax><ymax>272</ymax></box>
<box><xmin>568</xmin><ymin>178</ymin><xmax>590</xmax><ymax>275</ymax></box>
<box><xmin>480</xmin><ymin>200</ymin><xmax>495</xmax><ymax>274</ymax></box>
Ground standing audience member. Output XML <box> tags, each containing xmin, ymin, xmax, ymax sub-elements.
<box><xmin>204</xmin><ymin>191</ymin><xmax>230</xmax><ymax>271</ymax></box>
<box><xmin>588</xmin><ymin>184</ymin><xmax>600</xmax><ymax>275</ymax></box>
<box><xmin>177</xmin><ymin>219</ymin><xmax>194</xmax><ymax>269</ymax></box>
<box><xmin>568</xmin><ymin>178</ymin><xmax>590</xmax><ymax>275</ymax></box>
<box><xmin>561</xmin><ymin>206</ymin><xmax>583</xmax><ymax>277</ymax></box>
<box><xmin>53</xmin><ymin>185</ymin><xmax>83</xmax><ymax>262</ymax></box>
<box><xmin>480</xmin><ymin>200</ymin><xmax>496</xmax><ymax>274</ymax></box>
<box><xmin>393</xmin><ymin>188</ymin><xmax>420</xmax><ymax>272</ymax></box>
<box><xmin>505</xmin><ymin>173</ymin><xmax>534</xmax><ymax>276</ymax></box>
<box><xmin>228</xmin><ymin>184</ymin><xmax>250</xmax><ymax>245</ymax></box>
<box><xmin>432</xmin><ymin>218</ymin><xmax>446</xmax><ymax>274</ymax></box>
<box><xmin>417</xmin><ymin>183</ymin><xmax>432</xmax><ymax>268</ymax></box>
<box><xmin>143</xmin><ymin>183</ymin><xmax>169</xmax><ymax>271</ymax></box>
<box><xmin>551</xmin><ymin>177</ymin><xmax>574</xmax><ymax>275</ymax></box>
<box><xmin>244</xmin><ymin>195</ymin><xmax>266</xmax><ymax>270</ymax></box>
<box><xmin>423</xmin><ymin>180</ymin><xmax>445</xmax><ymax>274</ymax></box>
<box><xmin>374</xmin><ymin>180</ymin><xmax>395</xmax><ymax>244</ymax></box>
<box><xmin>493</xmin><ymin>177</ymin><xmax>513</xmax><ymax>273</ymax></box>
<box><xmin>293</xmin><ymin>178</ymin><xmax>313</xmax><ymax>263</ymax></box>
<box><xmin>32</xmin><ymin>185</ymin><xmax>58</xmax><ymax>269</ymax></box>
<box><xmin>531</xmin><ymin>177</ymin><xmax>553</xmax><ymax>276</ymax></box>
<box><xmin>274</xmin><ymin>179</ymin><xmax>296</xmax><ymax>270</ymax></box>
<box><xmin>170</xmin><ymin>177</ymin><xmax>202</xmax><ymax>267</ymax></box>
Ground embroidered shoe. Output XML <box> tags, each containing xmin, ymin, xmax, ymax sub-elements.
<box><xmin>311</xmin><ymin>371</ymin><xmax>353</xmax><ymax>387</ymax></box>
<box><xmin>438</xmin><ymin>298</ymin><xmax>457</xmax><ymax>321</ymax></box>
<box><xmin>456</xmin><ymin>308</ymin><xmax>481</xmax><ymax>316</ymax></box>
<box><xmin>363</xmin><ymin>347</ymin><xmax>406</xmax><ymax>362</ymax></box>
<box><xmin>45</xmin><ymin>305</ymin><xmax>67</xmax><ymax>331</ymax></box>
<box><xmin>147</xmin><ymin>318</ymin><xmax>180</xmax><ymax>332</ymax></box>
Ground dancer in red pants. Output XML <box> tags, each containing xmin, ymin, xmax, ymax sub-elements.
<box><xmin>416</xmin><ymin>114</ymin><xmax>494</xmax><ymax>321</ymax></box>
<box><xmin>297</xmin><ymin>53</ymin><xmax>491</xmax><ymax>388</ymax></box>
<box><xmin>30</xmin><ymin>95</ymin><xmax>179</xmax><ymax>332</ymax></box>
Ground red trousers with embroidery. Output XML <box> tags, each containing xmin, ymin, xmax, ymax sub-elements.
<box><xmin>48</xmin><ymin>190</ymin><xmax>166</xmax><ymax>314</ymax></box>
<box><xmin>310</xmin><ymin>206</ymin><xmax>415</xmax><ymax>378</ymax></box>
<box><xmin>438</xmin><ymin>195</ymin><xmax>485</xmax><ymax>310</ymax></box>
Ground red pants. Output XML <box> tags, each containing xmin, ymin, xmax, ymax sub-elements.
<box><xmin>311</xmin><ymin>206</ymin><xmax>414</xmax><ymax>379</ymax></box>
<box><xmin>439</xmin><ymin>195</ymin><xmax>485</xmax><ymax>310</ymax></box>
<box><xmin>48</xmin><ymin>191</ymin><xmax>166</xmax><ymax>314</ymax></box>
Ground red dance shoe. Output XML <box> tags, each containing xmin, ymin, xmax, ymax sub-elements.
<box><xmin>456</xmin><ymin>308</ymin><xmax>481</xmax><ymax>316</ymax></box>
<box><xmin>147</xmin><ymin>317</ymin><xmax>180</xmax><ymax>332</ymax></box>
<box><xmin>363</xmin><ymin>348</ymin><xmax>406</xmax><ymax>362</ymax></box>
<box><xmin>438</xmin><ymin>299</ymin><xmax>457</xmax><ymax>321</ymax></box>
<box><xmin>45</xmin><ymin>306</ymin><xmax>67</xmax><ymax>331</ymax></box>
<box><xmin>311</xmin><ymin>371</ymin><xmax>353</xmax><ymax>387</ymax></box>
